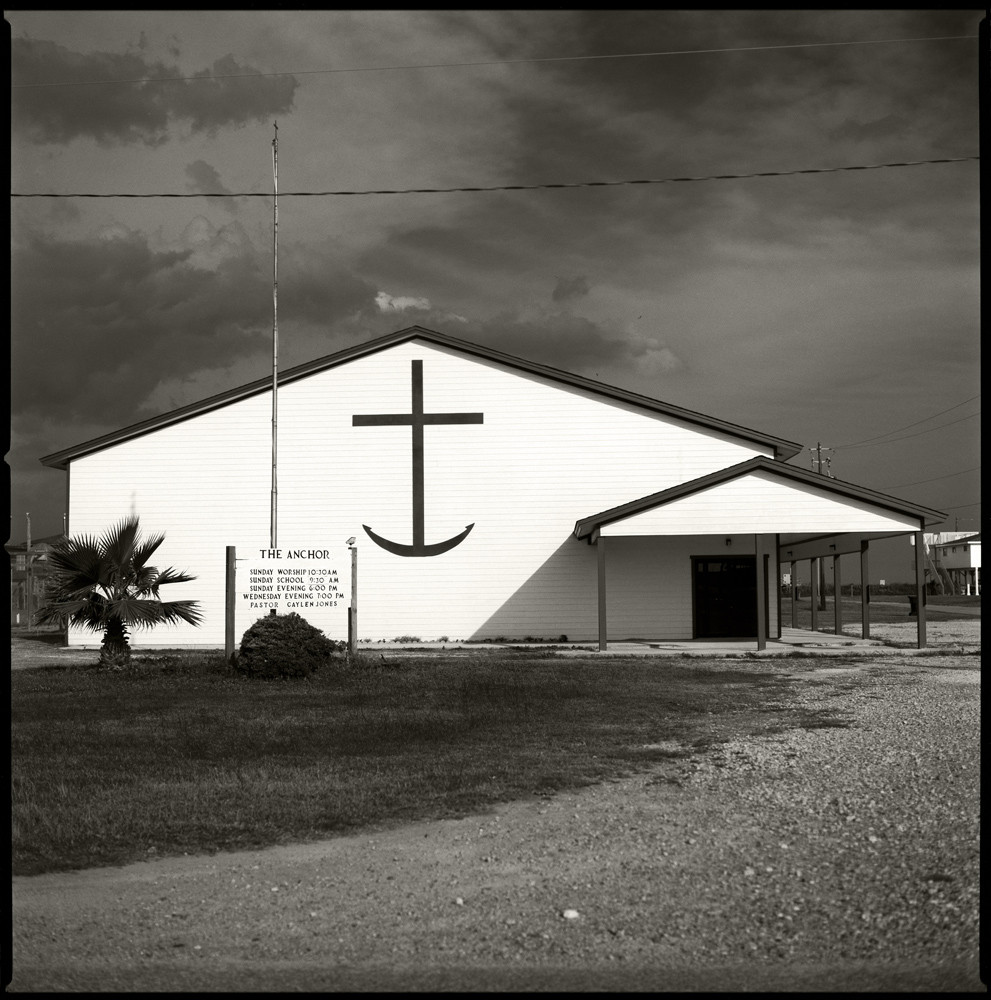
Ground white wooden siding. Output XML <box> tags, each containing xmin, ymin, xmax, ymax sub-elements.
<box><xmin>66</xmin><ymin>338</ymin><xmax>775</xmax><ymax>646</ymax></box>
<box><xmin>599</xmin><ymin>469</ymin><xmax>921</xmax><ymax>536</ymax></box>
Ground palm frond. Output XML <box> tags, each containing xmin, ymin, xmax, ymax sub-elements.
<box><xmin>132</xmin><ymin>532</ymin><xmax>165</xmax><ymax>572</ymax></box>
<box><xmin>32</xmin><ymin>602</ymin><xmax>72</xmax><ymax>628</ymax></box>
<box><xmin>131</xmin><ymin>565</ymin><xmax>161</xmax><ymax>596</ymax></box>
<box><xmin>34</xmin><ymin>597</ymin><xmax>109</xmax><ymax>631</ymax></box>
<box><xmin>46</xmin><ymin>539</ymin><xmax>106</xmax><ymax>589</ymax></box>
<box><xmin>113</xmin><ymin>598</ymin><xmax>204</xmax><ymax>629</ymax></box>
<box><xmin>151</xmin><ymin>567</ymin><xmax>199</xmax><ymax>588</ymax></box>
<box><xmin>50</xmin><ymin>532</ymin><xmax>102</xmax><ymax>559</ymax></box>
<box><xmin>108</xmin><ymin>597</ymin><xmax>172</xmax><ymax>627</ymax></box>
<box><xmin>156</xmin><ymin>600</ymin><xmax>205</xmax><ymax>628</ymax></box>
<box><xmin>98</xmin><ymin>516</ymin><xmax>141</xmax><ymax>569</ymax></box>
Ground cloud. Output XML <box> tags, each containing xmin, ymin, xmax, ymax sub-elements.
<box><xmin>551</xmin><ymin>276</ymin><xmax>590</xmax><ymax>302</ymax></box>
<box><xmin>11</xmin><ymin>37</ymin><xmax>298</xmax><ymax>146</ymax></box>
<box><xmin>376</xmin><ymin>292</ymin><xmax>432</xmax><ymax>312</ymax></box>
<box><xmin>10</xmin><ymin>222</ymin><xmax>379</xmax><ymax>425</ymax></box>
<box><xmin>180</xmin><ymin>214</ymin><xmax>251</xmax><ymax>268</ymax></box>
<box><xmin>630</xmin><ymin>337</ymin><xmax>683</xmax><ymax>374</ymax></box>
<box><xmin>402</xmin><ymin>308</ymin><xmax>685</xmax><ymax>380</ymax></box>
<box><xmin>185</xmin><ymin>160</ymin><xmax>236</xmax><ymax>210</ymax></box>
<box><xmin>8</xmin><ymin>414</ymin><xmax>105</xmax><ymax>533</ymax></box>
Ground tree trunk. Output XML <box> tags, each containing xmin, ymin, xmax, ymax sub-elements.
<box><xmin>99</xmin><ymin>618</ymin><xmax>132</xmax><ymax>668</ymax></box>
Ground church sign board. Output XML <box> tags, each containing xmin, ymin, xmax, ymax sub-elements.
<box><xmin>234</xmin><ymin>547</ymin><xmax>347</xmax><ymax>644</ymax></box>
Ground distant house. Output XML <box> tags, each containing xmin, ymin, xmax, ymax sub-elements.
<box><xmin>6</xmin><ymin>535</ymin><xmax>64</xmax><ymax>626</ymax></box>
<box><xmin>925</xmin><ymin>532</ymin><xmax>982</xmax><ymax>595</ymax></box>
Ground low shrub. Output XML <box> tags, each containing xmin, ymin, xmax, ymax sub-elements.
<box><xmin>235</xmin><ymin>611</ymin><xmax>344</xmax><ymax>679</ymax></box>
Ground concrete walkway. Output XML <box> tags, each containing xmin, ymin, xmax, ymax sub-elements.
<box><xmin>374</xmin><ymin>628</ymin><xmax>954</xmax><ymax>659</ymax></box>
<box><xmin>605</xmin><ymin>627</ymin><xmax>883</xmax><ymax>656</ymax></box>
<box><xmin>564</xmin><ymin>628</ymin><xmax>888</xmax><ymax>658</ymax></box>
<box><xmin>13</xmin><ymin>618</ymin><xmax>978</xmax><ymax>667</ymax></box>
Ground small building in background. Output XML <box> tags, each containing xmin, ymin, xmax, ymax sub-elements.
<box><xmin>6</xmin><ymin>535</ymin><xmax>64</xmax><ymax>626</ymax></box>
<box><xmin>924</xmin><ymin>532</ymin><xmax>981</xmax><ymax>595</ymax></box>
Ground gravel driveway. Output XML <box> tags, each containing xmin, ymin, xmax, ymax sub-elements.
<box><xmin>9</xmin><ymin>656</ymin><xmax>982</xmax><ymax>992</ymax></box>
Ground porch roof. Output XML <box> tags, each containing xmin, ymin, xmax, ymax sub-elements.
<box><xmin>574</xmin><ymin>457</ymin><xmax>946</xmax><ymax>541</ymax></box>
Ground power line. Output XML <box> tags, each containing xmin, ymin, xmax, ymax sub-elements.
<box><xmin>835</xmin><ymin>410</ymin><xmax>980</xmax><ymax>450</ymax></box>
<box><xmin>11</xmin><ymin>35</ymin><xmax>979</xmax><ymax>90</ymax></box>
<box><xmin>833</xmin><ymin>393</ymin><xmax>981</xmax><ymax>448</ymax></box>
<box><xmin>940</xmin><ymin>500</ymin><xmax>981</xmax><ymax>510</ymax></box>
<box><xmin>10</xmin><ymin>156</ymin><xmax>979</xmax><ymax>200</ymax></box>
<box><xmin>886</xmin><ymin>465</ymin><xmax>981</xmax><ymax>489</ymax></box>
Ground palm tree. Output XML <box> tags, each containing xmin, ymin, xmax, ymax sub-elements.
<box><xmin>34</xmin><ymin>515</ymin><xmax>203</xmax><ymax>667</ymax></box>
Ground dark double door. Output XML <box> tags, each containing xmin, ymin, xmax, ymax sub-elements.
<box><xmin>693</xmin><ymin>556</ymin><xmax>759</xmax><ymax>639</ymax></box>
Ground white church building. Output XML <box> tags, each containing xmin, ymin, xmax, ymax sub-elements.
<box><xmin>42</xmin><ymin>326</ymin><xmax>945</xmax><ymax>650</ymax></box>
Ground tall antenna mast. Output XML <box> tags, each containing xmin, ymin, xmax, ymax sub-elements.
<box><xmin>270</xmin><ymin>122</ymin><xmax>279</xmax><ymax>548</ymax></box>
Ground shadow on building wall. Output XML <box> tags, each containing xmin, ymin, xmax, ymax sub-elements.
<box><xmin>468</xmin><ymin>536</ymin><xmax>598</xmax><ymax>641</ymax></box>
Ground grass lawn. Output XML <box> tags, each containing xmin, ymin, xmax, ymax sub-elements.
<box><xmin>924</xmin><ymin>594</ymin><xmax>983</xmax><ymax>607</ymax></box>
<box><xmin>11</xmin><ymin>648</ymin><xmax>863</xmax><ymax>876</ymax></box>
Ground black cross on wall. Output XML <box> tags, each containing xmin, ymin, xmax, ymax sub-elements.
<box><xmin>352</xmin><ymin>359</ymin><xmax>484</xmax><ymax>556</ymax></box>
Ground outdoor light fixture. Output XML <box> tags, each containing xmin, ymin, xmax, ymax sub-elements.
<box><xmin>725</xmin><ymin>537</ymin><xmax>732</xmax><ymax>546</ymax></box>
<box><xmin>346</xmin><ymin>536</ymin><xmax>356</xmax><ymax>547</ymax></box>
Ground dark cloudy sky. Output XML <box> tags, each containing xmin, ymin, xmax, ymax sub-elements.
<box><xmin>8</xmin><ymin>10</ymin><xmax>981</xmax><ymax>544</ymax></box>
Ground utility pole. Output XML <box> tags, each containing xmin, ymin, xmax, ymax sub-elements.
<box><xmin>809</xmin><ymin>441</ymin><xmax>834</xmax><ymax>478</ymax></box>
<box><xmin>25</xmin><ymin>512</ymin><xmax>33</xmax><ymax>625</ymax></box>
<box><xmin>270</xmin><ymin>122</ymin><xmax>279</xmax><ymax>549</ymax></box>
<box><xmin>809</xmin><ymin>443</ymin><xmax>834</xmax><ymax>609</ymax></box>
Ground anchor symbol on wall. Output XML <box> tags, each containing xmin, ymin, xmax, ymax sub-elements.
<box><xmin>353</xmin><ymin>360</ymin><xmax>484</xmax><ymax>556</ymax></box>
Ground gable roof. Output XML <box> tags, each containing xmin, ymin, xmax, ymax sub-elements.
<box><xmin>574</xmin><ymin>456</ymin><xmax>946</xmax><ymax>539</ymax></box>
<box><xmin>930</xmin><ymin>532</ymin><xmax>981</xmax><ymax>547</ymax></box>
<box><xmin>41</xmin><ymin>325</ymin><xmax>803</xmax><ymax>470</ymax></box>
<box><xmin>5</xmin><ymin>534</ymin><xmax>65</xmax><ymax>555</ymax></box>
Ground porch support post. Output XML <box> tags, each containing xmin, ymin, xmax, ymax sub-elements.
<box><xmin>914</xmin><ymin>529</ymin><xmax>927</xmax><ymax>649</ymax></box>
<box><xmin>775</xmin><ymin>534</ymin><xmax>782</xmax><ymax>640</ymax></box>
<box><xmin>833</xmin><ymin>554</ymin><xmax>842</xmax><ymax>636</ymax></box>
<box><xmin>755</xmin><ymin>534</ymin><xmax>767</xmax><ymax>651</ymax></box>
<box><xmin>810</xmin><ymin>558</ymin><xmax>819</xmax><ymax>632</ymax></box>
<box><xmin>597</xmin><ymin>536</ymin><xmax>607</xmax><ymax>652</ymax></box>
<box><xmin>790</xmin><ymin>560</ymin><xmax>798</xmax><ymax>628</ymax></box>
<box><xmin>860</xmin><ymin>540</ymin><xmax>870</xmax><ymax>639</ymax></box>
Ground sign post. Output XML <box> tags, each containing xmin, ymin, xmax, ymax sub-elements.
<box><xmin>225</xmin><ymin>546</ymin><xmax>237</xmax><ymax>663</ymax></box>
<box><xmin>347</xmin><ymin>538</ymin><xmax>358</xmax><ymax>659</ymax></box>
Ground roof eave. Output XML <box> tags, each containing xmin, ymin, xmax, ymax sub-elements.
<box><xmin>41</xmin><ymin>325</ymin><xmax>803</xmax><ymax>469</ymax></box>
<box><xmin>574</xmin><ymin>456</ymin><xmax>947</xmax><ymax>539</ymax></box>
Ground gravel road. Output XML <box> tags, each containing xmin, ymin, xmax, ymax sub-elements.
<box><xmin>9</xmin><ymin>656</ymin><xmax>982</xmax><ymax>992</ymax></box>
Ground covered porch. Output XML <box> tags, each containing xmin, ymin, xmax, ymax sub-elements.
<box><xmin>574</xmin><ymin>458</ymin><xmax>946</xmax><ymax>653</ymax></box>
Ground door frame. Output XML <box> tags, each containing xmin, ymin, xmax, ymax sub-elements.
<box><xmin>691</xmin><ymin>553</ymin><xmax>766</xmax><ymax>640</ymax></box>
